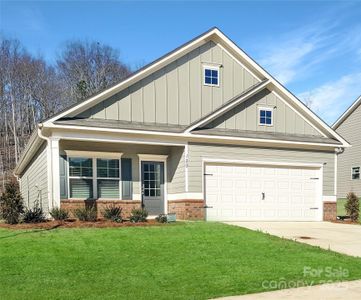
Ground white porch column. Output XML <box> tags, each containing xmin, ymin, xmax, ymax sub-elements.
<box><xmin>50</xmin><ymin>137</ymin><xmax>61</xmax><ymax>209</ymax></box>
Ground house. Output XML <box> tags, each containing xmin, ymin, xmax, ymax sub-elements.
<box><xmin>333</xmin><ymin>96</ymin><xmax>361</xmax><ymax>199</ymax></box>
<box><xmin>14</xmin><ymin>28</ymin><xmax>350</xmax><ymax>221</ymax></box>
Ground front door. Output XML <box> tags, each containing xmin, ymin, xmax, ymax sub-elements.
<box><xmin>141</xmin><ymin>161</ymin><xmax>164</xmax><ymax>215</ymax></box>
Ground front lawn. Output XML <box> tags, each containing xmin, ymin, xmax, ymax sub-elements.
<box><xmin>1</xmin><ymin>222</ymin><xmax>361</xmax><ymax>299</ymax></box>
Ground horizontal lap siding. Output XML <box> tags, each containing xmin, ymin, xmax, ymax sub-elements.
<box><xmin>336</xmin><ymin>104</ymin><xmax>361</xmax><ymax>198</ymax></box>
<box><xmin>20</xmin><ymin>143</ymin><xmax>49</xmax><ymax>213</ymax></box>
<box><xmin>168</xmin><ymin>147</ymin><xmax>185</xmax><ymax>194</ymax></box>
<box><xmin>188</xmin><ymin>143</ymin><xmax>334</xmax><ymax>196</ymax></box>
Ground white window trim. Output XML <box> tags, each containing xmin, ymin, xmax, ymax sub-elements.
<box><xmin>203</xmin><ymin>64</ymin><xmax>220</xmax><ymax>87</ymax></box>
<box><xmin>258</xmin><ymin>106</ymin><xmax>274</xmax><ymax>127</ymax></box>
<box><xmin>137</xmin><ymin>154</ymin><xmax>168</xmax><ymax>214</ymax></box>
<box><xmin>67</xmin><ymin>152</ymin><xmax>123</xmax><ymax>200</ymax></box>
<box><xmin>351</xmin><ymin>166</ymin><xmax>360</xmax><ymax>180</ymax></box>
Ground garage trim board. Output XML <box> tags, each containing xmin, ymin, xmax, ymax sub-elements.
<box><xmin>202</xmin><ymin>158</ymin><xmax>323</xmax><ymax>221</ymax></box>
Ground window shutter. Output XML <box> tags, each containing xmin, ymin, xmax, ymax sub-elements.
<box><xmin>59</xmin><ymin>155</ymin><xmax>68</xmax><ymax>199</ymax></box>
<box><xmin>121</xmin><ymin>158</ymin><xmax>132</xmax><ymax>199</ymax></box>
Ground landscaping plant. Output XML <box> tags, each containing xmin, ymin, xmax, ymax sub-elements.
<box><xmin>155</xmin><ymin>213</ymin><xmax>168</xmax><ymax>223</ymax></box>
<box><xmin>50</xmin><ymin>207</ymin><xmax>69</xmax><ymax>221</ymax></box>
<box><xmin>0</xmin><ymin>180</ymin><xmax>24</xmax><ymax>224</ymax></box>
<box><xmin>130</xmin><ymin>208</ymin><xmax>148</xmax><ymax>223</ymax></box>
<box><xmin>345</xmin><ymin>192</ymin><xmax>360</xmax><ymax>222</ymax></box>
<box><xmin>23</xmin><ymin>201</ymin><xmax>46</xmax><ymax>223</ymax></box>
<box><xmin>102</xmin><ymin>205</ymin><xmax>122</xmax><ymax>222</ymax></box>
<box><xmin>74</xmin><ymin>205</ymin><xmax>97</xmax><ymax>221</ymax></box>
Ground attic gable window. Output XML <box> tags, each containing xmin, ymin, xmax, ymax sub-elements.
<box><xmin>203</xmin><ymin>66</ymin><xmax>219</xmax><ymax>86</ymax></box>
<box><xmin>259</xmin><ymin>107</ymin><xmax>273</xmax><ymax>126</ymax></box>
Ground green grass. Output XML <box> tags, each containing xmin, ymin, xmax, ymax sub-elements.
<box><xmin>337</xmin><ymin>198</ymin><xmax>361</xmax><ymax>218</ymax></box>
<box><xmin>1</xmin><ymin>222</ymin><xmax>361</xmax><ymax>299</ymax></box>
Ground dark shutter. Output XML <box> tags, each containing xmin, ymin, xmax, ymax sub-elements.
<box><xmin>121</xmin><ymin>158</ymin><xmax>132</xmax><ymax>200</ymax></box>
<box><xmin>59</xmin><ymin>155</ymin><xmax>68</xmax><ymax>199</ymax></box>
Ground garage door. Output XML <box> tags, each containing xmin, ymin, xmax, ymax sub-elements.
<box><xmin>205</xmin><ymin>163</ymin><xmax>322</xmax><ymax>221</ymax></box>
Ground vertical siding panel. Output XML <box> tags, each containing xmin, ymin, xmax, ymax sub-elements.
<box><xmin>212</xmin><ymin>44</ymin><xmax>223</xmax><ymax>110</ymax></box>
<box><xmin>200</xmin><ymin>42</ymin><xmax>212</xmax><ymax>116</ymax></box>
<box><xmin>92</xmin><ymin>102</ymin><xmax>106</xmax><ymax>119</ymax></box>
<box><xmin>234</xmin><ymin>61</ymin><xmax>244</xmax><ymax>95</ymax></box>
<box><xmin>104</xmin><ymin>95</ymin><xmax>118</xmax><ymax>120</ymax></box>
<box><xmin>178</xmin><ymin>55</ymin><xmax>190</xmax><ymax>125</ymax></box>
<box><xmin>154</xmin><ymin>69</ymin><xmax>167</xmax><ymax>124</ymax></box>
<box><xmin>143</xmin><ymin>76</ymin><xmax>156</xmax><ymax>123</ymax></box>
<box><xmin>118</xmin><ymin>89</ymin><xmax>132</xmax><ymax>121</ymax></box>
<box><xmin>189</xmin><ymin>47</ymin><xmax>202</xmax><ymax>122</ymax></box>
<box><xmin>285</xmin><ymin>106</ymin><xmax>296</xmax><ymax>134</ymax></box>
<box><xmin>131</xmin><ymin>83</ymin><xmax>143</xmax><ymax>122</ymax></box>
<box><xmin>166</xmin><ymin>62</ymin><xmax>179</xmax><ymax>124</ymax></box>
<box><xmin>275</xmin><ymin>95</ymin><xmax>286</xmax><ymax>134</ymax></box>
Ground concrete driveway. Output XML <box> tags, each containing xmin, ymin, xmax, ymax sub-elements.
<box><xmin>225</xmin><ymin>222</ymin><xmax>361</xmax><ymax>257</ymax></box>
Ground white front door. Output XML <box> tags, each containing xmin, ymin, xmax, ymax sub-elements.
<box><xmin>205</xmin><ymin>163</ymin><xmax>322</xmax><ymax>221</ymax></box>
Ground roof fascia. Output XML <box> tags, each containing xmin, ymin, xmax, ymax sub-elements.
<box><xmin>332</xmin><ymin>95</ymin><xmax>361</xmax><ymax>129</ymax></box>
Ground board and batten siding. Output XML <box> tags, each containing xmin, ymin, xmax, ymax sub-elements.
<box><xmin>206</xmin><ymin>89</ymin><xmax>321</xmax><ymax>136</ymax></box>
<box><xmin>187</xmin><ymin>143</ymin><xmax>335</xmax><ymax>196</ymax></box>
<box><xmin>77</xmin><ymin>41</ymin><xmax>259</xmax><ymax>125</ymax></box>
<box><xmin>59</xmin><ymin>140</ymin><xmax>185</xmax><ymax>198</ymax></box>
<box><xmin>19</xmin><ymin>143</ymin><xmax>49</xmax><ymax>213</ymax></box>
<box><xmin>336</xmin><ymin>103</ymin><xmax>361</xmax><ymax>198</ymax></box>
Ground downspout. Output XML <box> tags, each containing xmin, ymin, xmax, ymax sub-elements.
<box><xmin>37</xmin><ymin>123</ymin><xmax>54</xmax><ymax>209</ymax></box>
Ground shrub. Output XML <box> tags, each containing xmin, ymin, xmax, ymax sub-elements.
<box><xmin>345</xmin><ymin>192</ymin><xmax>359</xmax><ymax>222</ymax></box>
<box><xmin>0</xmin><ymin>180</ymin><xmax>24</xmax><ymax>224</ymax></box>
<box><xmin>50</xmin><ymin>207</ymin><xmax>69</xmax><ymax>221</ymax></box>
<box><xmin>130</xmin><ymin>208</ymin><xmax>148</xmax><ymax>223</ymax></box>
<box><xmin>155</xmin><ymin>214</ymin><xmax>168</xmax><ymax>223</ymax></box>
<box><xmin>23</xmin><ymin>202</ymin><xmax>46</xmax><ymax>223</ymax></box>
<box><xmin>74</xmin><ymin>205</ymin><xmax>97</xmax><ymax>221</ymax></box>
<box><xmin>102</xmin><ymin>205</ymin><xmax>122</xmax><ymax>222</ymax></box>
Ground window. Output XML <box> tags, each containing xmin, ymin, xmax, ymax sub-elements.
<box><xmin>352</xmin><ymin>167</ymin><xmax>360</xmax><ymax>180</ymax></box>
<box><xmin>204</xmin><ymin>66</ymin><xmax>219</xmax><ymax>86</ymax></box>
<box><xmin>69</xmin><ymin>157</ymin><xmax>93</xmax><ymax>199</ymax></box>
<box><xmin>97</xmin><ymin>159</ymin><xmax>120</xmax><ymax>199</ymax></box>
<box><xmin>259</xmin><ymin>108</ymin><xmax>273</xmax><ymax>126</ymax></box>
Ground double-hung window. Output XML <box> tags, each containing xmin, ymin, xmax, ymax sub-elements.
<box><xmin>97</xmin><ymin>159</ymin><xmax>120</xmax><ymax>199</ymax></box>
<box><xmin>352</xmin><ymin>167</ymin><xmax>360</xmax><ymax>180</ymax></box>
<box><xmin>68</xmin><ymin>157</ymin><xmax>94</xmax><ymax>199</ymax></box>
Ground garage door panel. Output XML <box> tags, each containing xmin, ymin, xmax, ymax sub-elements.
<box><xmin>205</xmin><ymin>163</ymin><xmax>321</xmax><ymax>221</ymax></box>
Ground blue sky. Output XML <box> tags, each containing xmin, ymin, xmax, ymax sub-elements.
<box><xmin>1</xmin><ymin>1</ymin><xmax>361</xmax><ymax>124</ymax></box>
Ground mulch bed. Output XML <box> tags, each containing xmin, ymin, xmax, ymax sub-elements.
<box><xmin>0</xmin><ymin>219</ymin><xmax>169</xmax><ymax>230</ymax></box>
<box><xmin>331</xmin><ymin>219</ymin><xmax>360</xmax><ymax>225</ymax></box>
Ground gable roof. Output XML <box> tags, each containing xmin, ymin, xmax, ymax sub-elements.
<box><xmin>42</xmin><ymin>27</ymin><xmax>349</xmax><ymax>147</ymax></box>
<box><xmin>332</xmin><ymin>95</ymin><xmax>361</xmax><ymax>130</ymax></box>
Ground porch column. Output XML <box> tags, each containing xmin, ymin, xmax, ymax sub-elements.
<box><xmin>50</xmin><ymin>137</ymin><xmax>61</xmax><ymax>209</ymax></box>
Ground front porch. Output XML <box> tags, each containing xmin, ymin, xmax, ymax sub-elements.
<box><xmin>54</xmin><ymin>139</ymin><xmax>204</xmax><ymax>220</ymax></box>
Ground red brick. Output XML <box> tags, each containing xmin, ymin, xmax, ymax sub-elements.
<box><xmin>323</xmin><ymin>201</ymin><xmax>336</xmax><ymax>221</ymax></box>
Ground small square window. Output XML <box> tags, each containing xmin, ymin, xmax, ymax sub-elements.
<box><xmin>204</xmin><ymin>66</ymin><xmax>219</xmax><ymax>86</ymax></box>
<box><xmin>352</xmin><ymin>167</ymin><xmax>360</xmax><ymax>180</ymax></box>
<box><xmin>259</xmin><ymin>108</ymin><xmax>273</xmax><ymax>126</ymax></box>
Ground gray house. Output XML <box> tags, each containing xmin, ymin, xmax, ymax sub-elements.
<box><xmin>14</xmin><ymin>28</ymin><xmax>349</xmax><ymax>221</ymax></box>
<box><xmin>333</xmin><ymin>96</ymin><xmax>361</xmax><ymax>199</ymax></box>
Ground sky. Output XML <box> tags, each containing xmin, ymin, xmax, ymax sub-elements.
<box><xmin>1</xmin><ymin>0</ymin><xmax>361</xmax><ymax>125</ymax></box>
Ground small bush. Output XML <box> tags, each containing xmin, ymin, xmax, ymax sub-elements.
<box><xmin>102</xmin><ymin>205</ymin><xmax>122</xmax><ymax>222</ymax></box>
<box><xmin>0</xmin><ymin>180</ymin><xmax>24</xmax><ymax>224</ymax></box>
<box><xmin>155</xmin><ymin>214</ymin><xmax>168</xmax><ymax>223</ymax></box>
<box><xmin>130</xmin><ymin>208</ymin><xmax>148</xmax><ymax>223</ymax></box>
<box><xmin>345</xmin><ymin>192</ymin><xmax>359</xmax><ymax>222</ymax></box>
<box><xmin>50</xmin><ymin>207</ymin><xmax>69</xmax><ymax>221</ymax></box>
<box><xmin>74</xmin><ymin>205</ymin><xmax>97</xmax><ymax>221</ymax></box>
<box><xmin>23</xmin><ymin>202</ymin><xmax>46</xmax><ymax>223</ymax></box>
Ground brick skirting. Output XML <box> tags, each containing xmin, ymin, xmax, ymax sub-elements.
<box><xmin>323</xmin><ymin>201</ymin><xmax>337</xmax><ymax>221</ymax></box>
<box><xmin>168</xmin><ymin>199</ymin><xmax>205</xmax><ymax>220</ymax></box>
<box><xmin>61</xmin><ymin>200</ymin><xmax>141</xmax><ymax>219</ymax></box>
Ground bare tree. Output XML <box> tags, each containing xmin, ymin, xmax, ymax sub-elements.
<box><xmin>57</xmin><ymin>40</ymin><xmax>130</xmax><ymax>102</ymax></box>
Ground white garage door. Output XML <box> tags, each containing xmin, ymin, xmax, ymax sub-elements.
<box><xmin>205</xmin><ymin>163</ymin><xmax>322</xmax><ymax>221</ymax></box>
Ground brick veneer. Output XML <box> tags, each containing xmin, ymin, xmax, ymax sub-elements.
<box><xmin>323</xmin><ymin>201</ymin><xmax>337</xmax><ymax>221</ymax></box>
<box><xmin>168</xmin><ymin>199</ymin><xmax>205</xmax><ymax>220</ymax></box>
<box><xmin>61</xmin><ymin>200</ymin><xmax>141</xmax><ymax>219</ymax></box>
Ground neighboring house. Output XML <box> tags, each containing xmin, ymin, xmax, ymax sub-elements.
<box><xmin>333</xmin><ymin>96</ymin><xmax>361</xmax><ymax>199</ymax></box>
<box><xmin>14</xmin><ymin>28</ymin><xmax>349</xmax><ymax>222</ymax></box>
